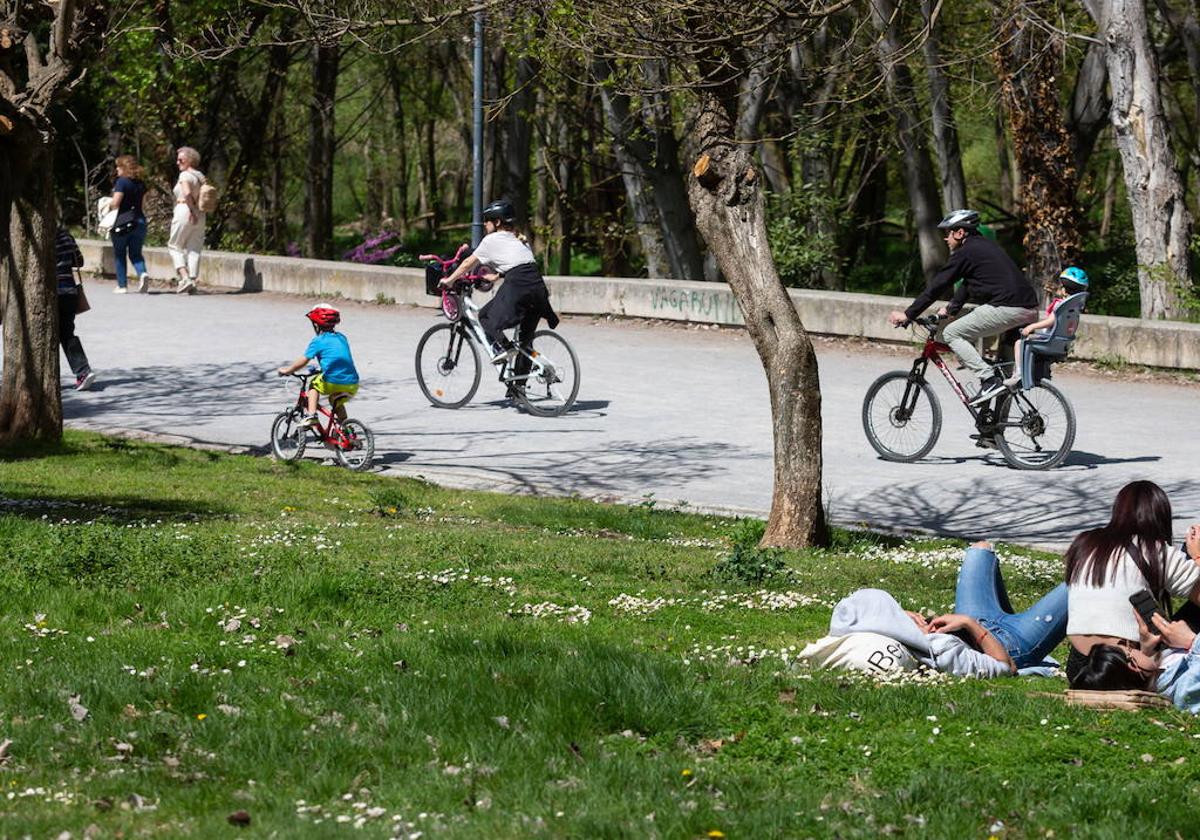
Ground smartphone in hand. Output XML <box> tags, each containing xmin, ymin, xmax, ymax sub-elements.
<box><xmin>1129</xmin><ymin>589</ymin><xmax>1166</xmax><ymax>633</ymax></box>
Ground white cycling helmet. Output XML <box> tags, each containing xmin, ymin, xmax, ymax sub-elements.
<box><xmin>936</xmin><ymin>209</ymin><xmax>981</xmax><ymax>230</ymax></box>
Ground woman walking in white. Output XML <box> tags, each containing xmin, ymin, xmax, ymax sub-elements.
<box><xmin>168</xmin><ymin>146</ymin><xmax>206</xmax><ymax>294</ymax></box>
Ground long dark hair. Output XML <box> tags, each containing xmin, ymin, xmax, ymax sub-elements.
<box><xmin>1069</xmin><ymin>644</ymin><xmax>1152</xmax><ymax>691</ymax></box>
<box><xmin>1065</xmin><ymin>480</ymin><xmax>1174</xmax><ymax>605</ymax></box>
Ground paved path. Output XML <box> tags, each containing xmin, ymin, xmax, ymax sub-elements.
<box><xmin>46</xmin><ymin>279</ymin><xmax>1200</xmax><ymax>549</ymax></box>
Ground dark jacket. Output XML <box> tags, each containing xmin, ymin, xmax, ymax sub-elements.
<box><xmin>905</xmin><ymin>234</ymin><xmax>1037</xmax><ymax>320</ymax></box>
<box><xmin>56</xmin><ymin>228</ymin><xmax>84</xmax><ymax>294</ymax></box>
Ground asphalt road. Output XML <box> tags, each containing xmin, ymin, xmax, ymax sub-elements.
<box><xmin>44</xmin><ymin>278</ymin><xmax>1200</xmax><ymax>548</ymax></box>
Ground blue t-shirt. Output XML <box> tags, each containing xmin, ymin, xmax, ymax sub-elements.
<box><xmin>113</xmin><ymin>176</ymin><xmax>145</xmax><ymax>217</ymax></box>
<box><xmin>305</xmin><ymin>331</ymin><xmax>359</xmax><ymax>385</ymax></box>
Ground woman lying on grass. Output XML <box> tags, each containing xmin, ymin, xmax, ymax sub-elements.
<box><xmin>800</xmin><ymin>541</ymin><xmax>1067</xmax><ymax>678</ymax></box>
<box><xmin>1072</xmin><ymin>611</ymin><xmax>1200</xmax><ymax>712</ymax></box>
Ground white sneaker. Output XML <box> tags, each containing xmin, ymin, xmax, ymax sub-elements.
<box><xmin>176</xmin><ymin>278</ymin><xmax>196</xmax><ymax>295</ymax></box>
<box><xmin>112</xmin><ymin>286</ymin><xmax>127</xmax><ymax>294</ymax></box>
<box><xmin>489</xmin><ymin>345</ymin><xmax>516</xmax><ymax>364</ymax></box>
<box><xmin>75</xmin><ymin>371</ymin><xmax>96</xmax><ymax>391</ymax></box>
<box><xmin>136</xmin><ymin>273</ymin><xmax>149</xmax><ymax>293</ymax></box>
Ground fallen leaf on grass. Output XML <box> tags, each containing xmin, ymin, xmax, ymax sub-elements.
<box><xmin>217</xmin><ymin>704</ymin><xmax>242</xmax><ymax>717</ymax></box>
<box><xmin>222</xmin><ymin>618</ymin><xmax>242</xmax><ymax>633</ymax></box>
<box><xmin>0</xmin><ymin>739</ymin><xmax>11</xmax><ymax>765</ymax></box>
<box><xmin>494</xmin><ymin>716</ymin><xmax>510</xmax><ymax>729</ymax></box>
<box><xmin>778</xmin><ymin>689</ymin><xmax>796</xmax><ymax>705</ymax></box>
<box><xmin>227</xmin><ymin>809</ymin><xmax>251</xmax><ymax>826</ymax></box>
<box><xmin>68</xmin><ymin>695</ymin><xmax>89</xmax><ymax>722</ymax></box>
<box><xmin>122</xmin><ymin>704</ymin><xmax>141</xmax><ymax>719</ymax></box>
<box><xmin>274</xmin><ymin>634</ymin><xmax>298</xmax><ymax>656</ymax></box>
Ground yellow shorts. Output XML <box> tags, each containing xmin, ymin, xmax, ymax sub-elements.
<box><xmin>312</xmin><ymin>374</ymin><xmax>358</xmax><ymax>403</ymax></box>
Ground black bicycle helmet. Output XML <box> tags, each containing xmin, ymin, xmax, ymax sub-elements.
<box><xmin>936</xmin><ymin>209</ymin><xmax>981</xmax><ymax>230</ymax></box>
<box><xmin>482</xmin><ymin>199</ymin><xmax>516</xmax><ymax>224</ymax></box>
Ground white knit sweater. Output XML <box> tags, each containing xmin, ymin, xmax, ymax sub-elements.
<box><xmin>1067</xmin><ymin>545</ymin><xmax>1200</xmax><ymax>642</ymax></box>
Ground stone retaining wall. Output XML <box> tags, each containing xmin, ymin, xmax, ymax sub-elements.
<box><xmin>80</xmin><ymin>239</ymin><xmax>1200</xmax><ymax>370</ymax></box>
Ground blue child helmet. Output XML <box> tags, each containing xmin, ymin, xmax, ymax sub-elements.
<box><xmin>1059</xmin><ymin>266</ymin><xmax>1089</xmax><ymax>287</ymax></box>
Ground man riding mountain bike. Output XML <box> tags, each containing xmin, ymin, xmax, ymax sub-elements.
<box><xmin>888</xmin><ymin>209</ymin><xmax>1038</xmax><ymax>405</ymax></box>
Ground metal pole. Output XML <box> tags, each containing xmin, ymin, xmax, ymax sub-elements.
<box><xmin>471</xmin><ymin>10</ymin><xmax>485</xmax><ymax>247</ymax></box>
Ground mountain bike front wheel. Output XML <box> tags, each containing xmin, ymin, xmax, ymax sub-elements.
<box><xmin>994</xmin><ymin>382</ymin><xmax>1075</xmax><ymax>470</ymax></box>
<box><xmin>415</xmin><ymin>322</ymin><xmax>481</xmax><ymax>409</ymax></box>
<box><xmin>861</xmin><ymin>371</ymin><xmax>942</xmax><ymax>462</ymax></box>
<box><xmin>512</xmin><ymin>329</ymin><xmax>580</xmax><ymax>417</ymax></box>
<box><xmin>270</xmin><ymin>409</ymin><xmax>306</xmax><ymax>461</ymax></box>
<box><xmin>333</xmin><ymin>418</ymin><xmax>375</xmax><ymax>471</ymax></box>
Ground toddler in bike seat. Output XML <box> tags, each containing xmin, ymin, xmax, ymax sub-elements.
<box><xmin>1003</xmin><ymin>267</ymin><xmax>1089</xmax><ymax>387</ymax></box>
<box><xmin>277</xmin><ymin>305</ymin><xmax>360</xmax><ymax>427</ymax></box>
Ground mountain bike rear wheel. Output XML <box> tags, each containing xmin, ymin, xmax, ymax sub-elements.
<box><xmin>994</xmin><ymin>382</ymin><xmax>1075</xmax><ymax>470</ymax></box>
<box><xmin>416</xmin><ymin>322</ymin><xmax>481</xmax><ymax>409</ymax></box>
<box><xmin>862</xmin><ymin>371</ymin><xmax>942</xmax><ymax>462</ymax></box>
<box><xmin>270</xmin><ymin>409</ymin><xmax>306</xmax><ymax>461</ymax></box>
<box><xmin>512</xmin><ymin>329</ymin><xmax>580</xmax><ymax>417</ymax></box>
<box><xmin>333</xmin><ymin>418</ymin><xmax>375</xmax><ymax>471</ymax></box>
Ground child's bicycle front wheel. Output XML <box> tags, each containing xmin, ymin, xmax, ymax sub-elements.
<box><xmin>270</xmin><ymin>409</ymin><xmax>307</xmax><ymax>461</ymax></box>
<box><xmin>333</xmin><ymin>418</ymin><xmax>375</xmax><ymax>471</ymax></box>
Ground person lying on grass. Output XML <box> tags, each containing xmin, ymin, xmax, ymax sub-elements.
<box><xmin>800</xmin><ymin>541</ymin><xmax>1067</xmax><ymax>678</ymax></box>
<box><xmin>1072</xmin><ymin>611</ymin><xmax>1200</xmax><ymax>712</ymax></box>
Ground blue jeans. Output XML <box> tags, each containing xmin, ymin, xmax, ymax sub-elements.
<box><xmin>954</xmin><ymin>545</ymin><xmax>1067</xmax><ymax>668</ymax></box>
<box><xmin>112</xmin><ymin>218</ymin><xmax>147</xmax><ymax>288</ymax></box>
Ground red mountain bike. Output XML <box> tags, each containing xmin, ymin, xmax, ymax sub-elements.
<box><xmin>861</xmin><ymin>315</ymin><xmax>1076</xmax><ymax>469</ymax></box>
<box><xmin>270</xmin><ymin>372</ymin><xmax>375</xmax><ymax>471</ymax></box>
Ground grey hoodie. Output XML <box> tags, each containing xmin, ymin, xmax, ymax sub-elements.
<box><xmin>830</xmin><ymin>589</ymin><xmax>1010</xmax><ymax>678</ymax></box>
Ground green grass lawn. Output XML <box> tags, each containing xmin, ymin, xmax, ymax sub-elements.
<box><xmin>2</xmin><ymin>433</ymin><xmax>1199</xmax><ymax>838</ymax></box>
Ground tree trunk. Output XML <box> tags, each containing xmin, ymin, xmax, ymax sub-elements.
<box><xmin>599</xmin><ymin>82</ymin><xmax>671</xmax><ymax>277</ymax></box>
<box><xmin>994</xmin><ymin>108</ymin><xmax>1016</xmax><ymax>214</ymax></box>
<box><xmin>994</xmin><ymin>5</ymin><xmax>1081</xmax><ymax>293</ymax></box>
<box><xmin>871</xmin><ymin>0</ymin><xmax>944</xmax><ymax>278</ymax></box>
<box><xmin>921</xmin><ymin>0</ymin><xmax>967</xmax><ymax>210</ymax></box>
<box><xmin>554</xmin><ymin>100</ymin><xmax>574</xmax><ymax>275</ymax></box>
<box><xmin>1068</xmin><ymin>41</ymin><xmax>1111</xmax><ymax>174</ymax></box>
<box><xmin>595</xmin><ymin>61</ymin><xmax>671</xmax><ymax>277</ymax></box>
<box><xmin>504</xmin><ymin>54</ymin><xmax>538</xmax><ymax>224</ymax></box>
<box><xmin>385</xmin><ymin>57</ymin><xmax>410</xmax><ymax>228</ymax></box>
<box><xmin>304</xmin><ymin>43</ymin><xmax>339</xmax><ymax>260</ymax></box>
<box><xmin>0</xmin><ymin>130</ymin><xmax>62</xmax><ymax>443</ymax></box>
<box><xmin>641</xmin><ymin>62</ymin><xmax>706</xmax><ymax>282</ymax></box>
<box><xmin>688</xmin><ymin>91</ymin><xmax>827</xmax><ymax>548</ymax></box>
<box><xmin>1089</xmin><ymin>0</ymin><xmax>1194</xmax><ymax>318</ymax></box>
<box><xmin>1100</xmin><ymin>153</ymin><xmax>1119</xmax><ymax>244</ymax></box>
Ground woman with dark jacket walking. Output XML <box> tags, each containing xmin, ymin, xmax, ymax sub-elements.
<box><xmin>56</xmin><ymin>228</ymin><xmax>96</xmax><ymax>390</ymax></box>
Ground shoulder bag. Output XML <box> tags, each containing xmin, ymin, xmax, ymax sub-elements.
<box><xmin>74</xmin><ymin>268</ymin><xmax>91</xmax><ymax>315</ymax></box>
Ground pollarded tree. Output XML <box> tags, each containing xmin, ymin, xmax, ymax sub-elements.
<box><xmin>531</xmin><ymin>3</ymin><xmax>852</xmax><ymax>547</ymax></box>
<box><xmin>1084</xmin><ymin>0</ymin><xmax>1194</xmax><ymax>319</ymax></box>
<box><xmin>0</xmin><ymin>0</ymin><xmax>107</xmax><ymax>444</ymax></box>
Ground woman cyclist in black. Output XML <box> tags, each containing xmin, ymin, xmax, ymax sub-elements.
<box><xmin>440</xmin><ymin>200</ymin><xmax>559</xmax><ymax>373</ymax></box>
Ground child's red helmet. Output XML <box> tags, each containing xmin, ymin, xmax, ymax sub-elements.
<box><xmin>306</xmin><ymin>305</ymin><xmax>341</xmax><ymax>328</ymax></box>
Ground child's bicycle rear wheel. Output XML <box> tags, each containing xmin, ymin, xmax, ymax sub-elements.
<box><xmin>270</xmin><ymin>409</ymin><xmax>306</xmax><ymax>461</ymax></box>
<box><xmin>332</xmin><ymin>418</ymin><xmax>375</xmax><ymax>471</ymax></box>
